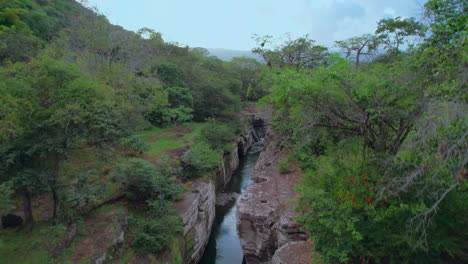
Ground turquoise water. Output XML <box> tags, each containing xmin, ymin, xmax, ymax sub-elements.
<box><xmin>199</xmin><ymin>141</ymin><xmax>263</xmax><ymax>264</ymax></box>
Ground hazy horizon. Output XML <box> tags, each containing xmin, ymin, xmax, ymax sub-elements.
<box><xmin>85</xmin><ymin>0</ymin><xmax>427</xmax><ymax>51</ymax></box>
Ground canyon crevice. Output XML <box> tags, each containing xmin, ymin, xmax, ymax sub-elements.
<box><xmin>174</xmin><ymin>117</ymin><xmax>259</xmax><ymax>264</ymax></box>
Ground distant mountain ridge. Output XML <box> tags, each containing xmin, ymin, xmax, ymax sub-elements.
<box><xmin>207</xmin><ymin>48</ymin><xmax>263</xmax><ymax>62</ymax></box>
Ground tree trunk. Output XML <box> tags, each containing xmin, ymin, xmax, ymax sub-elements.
<box><xmin>23</xmin><ymin>189</ymin><xmax>33</xmax><ymax>225</ymax></box>
<box><xmin>52</xmin><ymin>187</ymin><xmax>58</xmax><ymax>224</ymax></box>
<box><xmin>356</xmin><ymin>50</ymin><xmax>361</xmax><ymax>66</ymax></box>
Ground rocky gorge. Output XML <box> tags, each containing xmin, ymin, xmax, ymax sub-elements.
<box><xmin>171</xmin><ymin>109</ymin><xmax>263</xmax><ymax>264</ymax></box>
<box><xmin>236</xmin><ymin>111</ymin><xmax>312</xmax><ymax>264</ymax></box>
<box><xmin>179</xmin><ymin>106</ymin><xmax>312</xmax><ymax>264</ymax></box>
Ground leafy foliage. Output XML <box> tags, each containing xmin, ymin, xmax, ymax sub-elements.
<box><xmin>376</xmin><ymin>16</ymin><xmax>425</xmax><ymax>56</ymax></box>
<box><xmin>120</xmin><ymin>136</ymin><xmax>149</xmax><ymax>155</ymax></box>
<box><xmin>131</xmin><ymin>200</ymin><xmax>183</xmax><ymax>254</ymax></box>
<box><xmin>0</xmin><ymin>180</ymin><xmax>13</xmax><ymax>216</ymax></box>
<box><xmin>198</xmin><ymin>120</ymin><xmax>237</xmax><ymax>152</ymax></box>
<box><xmin>264</xmin><ymin>3</ymin><xmax>466</xmax><ymax>262</ymax></box>
<box><xmin>117</xmin><ymin>158</ymin><xmax>184</xmax><ymax>201</ymax></box>
<box><xmin>335</xmin><ymin>34</ymin><xmax>380</xmax><ymax>66</ymax></box>
<box><xmin>181</xmin><ymin>143</ymin><xmax>220</xmax><ymax>179</ymax></box>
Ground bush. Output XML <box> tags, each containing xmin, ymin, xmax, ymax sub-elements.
<box><xmin>198</xmin><ymin>120</ymin><xmax>236</xmax><ymax>152</ymax></box>
<box><xmin>117</xmin><ymin>158</ymin><xmax>184</xmax><ymax>201</ymax></box>
<box><xmin>181</xmin><ymin>143</ymin><xmax>220</xmax><ymax>179</ymax></box>
<box><xmin>120</xmin><ymin>136</ymin><xmax>149</xmax><ymax>155</ymax></box>
<box><xmin>131</xmin><ymin>200</ymin><xmax>183</xmax><ymax>254</ymax></box>
<box><xmin>278</xmin><ymin>158</ymin><xmax>291</xmax><ymax>174</ymax></box>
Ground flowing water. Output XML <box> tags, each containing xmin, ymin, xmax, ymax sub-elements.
<box><xmin>199</xmin><ymin>140</ymin><xmax>264</xmax><ymax>264</ymax></box>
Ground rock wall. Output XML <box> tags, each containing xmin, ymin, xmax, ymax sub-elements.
<box><xmin>236</xmin><ymin>125</ymin><xmax>310</xmax><ymax>264</ymax></box>
<box><xmin>175</xmin><ymin>179</ymin><xmax>216</xmax><ymax>264</ymax></box>
<box><xmin>215</xmin><ymin>129</ymin><xmax>255</xmax><ymax>192</ymax></box>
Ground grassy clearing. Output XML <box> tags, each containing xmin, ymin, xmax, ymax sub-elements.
<box><xmin>136</xmin><ymin>123</ymin><xmax>205</xmax><ymax>158</ymax></box>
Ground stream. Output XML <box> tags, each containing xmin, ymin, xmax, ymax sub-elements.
<box><xmin>199</xmin><ymin>140</ymin><xmax>264</xmax><ymax>264</ymax></box>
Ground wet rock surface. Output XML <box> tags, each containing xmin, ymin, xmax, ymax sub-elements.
<box><xmin>215</xmin><ymin>192</ymin><xmax>240</xmax><ymax>206</ymax></box>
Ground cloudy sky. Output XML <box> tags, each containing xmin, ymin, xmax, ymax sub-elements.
<box><xmin>85</xmin><ymin>0</ymin><xmax>427</xmax><ymax>50</ymax></box>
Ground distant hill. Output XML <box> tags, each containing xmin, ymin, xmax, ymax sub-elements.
<box><xmin>207</xmin><ymin>48</ymin><xmax>263</xmax><ymax>62</ymax></box>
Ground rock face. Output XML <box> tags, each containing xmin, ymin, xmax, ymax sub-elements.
<box><xmin>215</xmin><ymin>192</ymin><xmax>240</xmax><ymax>206</ymax></box>
<box><xmin>175</xmin><ymin>179</ymin><xmax>216</xmax><ymax>264</ymax></box>
<box><xmin>215</xmin><ymin>129</ymin><xmax>255</xmax><ymax>192</ymax></box>
<box><xmin>237</xmin><ymin>124</ymin><xmax>310</xmax><ymax>264</ymax></box>
<box><xmin>272</xmin><ymin>241</ymin><xmax>314</xmax><ymax>264</ymax></box>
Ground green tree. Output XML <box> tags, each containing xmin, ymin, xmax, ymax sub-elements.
<box><xmin>153</xmin><ymin>62</ymin><xmax>185</xmax><ymax>87</ymax></box>
<box><xmin>335</xmin><ymin>34</ymin><xmax>380</xmax><ymax>66</ymax></box>
<box><xmin>376</xmin><ymin>16</ymin><xmax>425</xmax><ymax>56</ymax></box>
<box><xmin>420</xmin><ymin>0</ymin><xmax>467</xmax><ymax>102</ymax></box>
<box><xmin>198</xmin><ymin>120</ymin><xmax>236</xmax><ymax>152</ymax></box>
<box><xmin>228</xmin><ymin>57</ymin><xmax>263</xmax><ymax>100</ymax></box>
<box><xmin>252</xmin><ymin>34</ymin><xmax>328</xmax><ymax>69</ymax></box>
<box><xmin>181</xmin><ymin>143</ymin><xmax>220</xmax><ymax>179</ymax></box>
<box><xmin>117</xmin><ymin>158</ymin><xmax>183</xmax><ymax>201</ymax></box>
<box><xmin>0</xmin><ymin>55</ymin><xmax>127</xmax><ymax>224</ymax></box>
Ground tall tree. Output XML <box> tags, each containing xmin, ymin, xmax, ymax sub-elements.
<box><xmin>335</xmin><ymin>34</ymin><xmax>380</xmax><ymax>66</ymax></box>
<box><xmin>252</xmin><ymin>34</ymin><xmax>328</xmax><ymax>69</ymax></box>
<box><xmin>376</xmin><ymin>16</ymin><xmax>425</xmax><ymax>56</ymax></box>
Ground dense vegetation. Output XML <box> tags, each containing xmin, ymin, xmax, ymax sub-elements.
<box><xmin>0</xmin><ymin>0</ymin><xmax>262</xmax><ymax>262</ymax></box>
<box><xmin>257</xmin><ymin>0</ymin><xmax>466</xmax><ymax>263</ymax></box>
<box><xmin>0</xmin><ymin>0</ymin><xmax>466</xmax><ymax>263</ymax></box>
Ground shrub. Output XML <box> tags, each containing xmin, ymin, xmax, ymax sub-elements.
<box><xmin>181</xmin><ymin>143</ymin><xmax>220</xmax><ymax>179</ymax></box>
<box><xmin>131</xmin><ymin>200</ymin><xmax>183</xmax><ymax>254</ymax></box>
<box><xmin>198</xmin><ymin>120</ymin><xmax>236</xmax><ymax>152</ymax></box>
<box><xmin>117</xmin><ymin>158</ymin><xmax>184</xmax><ymax>201</ymax></box>
<box><xmin>278</xmin><ymin>158</ymin><xmax>291</xmax><ymax>174</ymax></box>
<box><xmin>120</xmin><ymin>136</ymin><xmax>149</xmax><ymax>155</ymax></box>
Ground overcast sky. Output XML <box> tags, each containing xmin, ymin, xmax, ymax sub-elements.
<box><xmin>85</xmin><ymin>0</ymin><xmax>427</xmax><ymax>50</ymax></box>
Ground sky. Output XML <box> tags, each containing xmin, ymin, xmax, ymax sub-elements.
<box><xmin>84</xmin><ymin>0</ymin><xmax>427</xmax><ymax>51</ymax></box>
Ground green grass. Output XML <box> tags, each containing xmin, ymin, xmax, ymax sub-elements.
<box><xmin>0</xmin><ymin>223</ymin><xmax>63</xmax><ymax>264</ymax></box>
<box><xmin>136</xmin><ymin>123</ymin><xmax>205</xmax><ymax>157</ymax></box>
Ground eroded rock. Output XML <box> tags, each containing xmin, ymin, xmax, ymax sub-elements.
<box><xmin>237</xmin><ymin>120</ymin><xmax>309</xmax><ymax>264</ymax></box>
<box><xmin>272</xmin><ymin>241</ymin><xmax>313</xmax><ymax>264</ymax></box>
<box><xmin>216</xmin><ymin>192</ymin><xmax>240</xmax><ymax>206</ymax></box>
